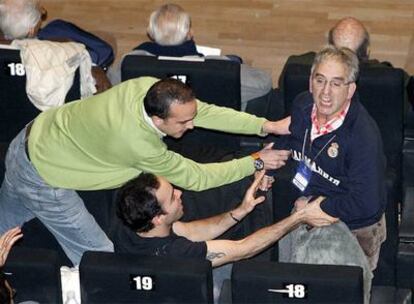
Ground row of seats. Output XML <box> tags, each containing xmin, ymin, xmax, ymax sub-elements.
<box><xmin>5</xmin><ymin>247</ymin><xmax>370</xmax><ymax>303</ymax></box>
<box><xmin>1</xmin><ymin>47</ymin><xmax>414</xmax><ymax>302</ymax></box>
<box><xmin>6</xmin><ymin>247</ymin><xmax>412</xmax><ymax>303</ymax></box>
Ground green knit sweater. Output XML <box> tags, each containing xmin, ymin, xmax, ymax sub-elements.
<box><xmin>28</xmin><ymin>77</ymin><xmax>266</xmax><ymax>191</ymax></box>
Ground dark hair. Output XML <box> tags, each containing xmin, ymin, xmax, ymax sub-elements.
<box><xmin>116</xmin><ymin>173</ymin><xmax>164</xmax><ymax>233</ymax></box>
<box><xmin>0</xmin><ymin>271</ymin><xmax>11</xmax><ymax>304</ymax></box>
<box><xmin>354</xmin><ymin>35</ymin><xmax>369</xmax><ymax>62</ymax></box>
<box><xmin>144</xmin><ymin>78</ymin><xmax>195</xmax><ymax>119</ymax></box>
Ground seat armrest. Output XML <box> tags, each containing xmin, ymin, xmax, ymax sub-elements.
<box><xmin>400</xmin><ymin>186</ymin><xmax>414</xmax><ymax>242</ymax></box>
<box><xmin>397</xmin><ymin>186</ymin><xmax>414</xmax><ymax>289</ymax></box>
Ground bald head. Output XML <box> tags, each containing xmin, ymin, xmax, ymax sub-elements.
<box><xmin>328</xmin><ymin>17</ymin><xmax>370</xmax><ymax>61</ymax></box>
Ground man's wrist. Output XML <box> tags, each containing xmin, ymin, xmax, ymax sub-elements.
<box><xmin>251</xmin><ymin>152</ymin><xmax>264</xmax><ymax>170</ymax></box>
<box><xmin>292</xmin><ymin>208</ymin><xmax>306</xmax><ymax>223</ymax></box>
<box><xmin>231</xmin><ymin>207</ymin><xmax>248</xmax><ymax>222</ymax></box>
<box><xmin>229</xmin><ymin>212</ymin><xmax>241</xmax><ymax>223</ymax></box>
<box><xmin>261</xmin><ymin>121</ymin><xmax>269</xmax><ymax>136</ymax></box>
<box><xmin>251</xmin><ymin>152</ymin><xmax>260</xmax><ymax>160</ymax></box>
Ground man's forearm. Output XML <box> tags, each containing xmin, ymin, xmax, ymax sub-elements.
<box><xmin>194</xmin><ymin>100</ymin><xmax>266</xmax><ymax>135</ymax></box>
<box><xmin>173</xmin><ymin>206</ymin><xmax>250</xmax><ymax>242</ymax></box>
<box><xmin>206</xmin><ymin>211</ymin><xmax>303</xmax><ymax>267</ymax></box>
<box><xmin>235</xmin><ymin>211</ymin><xmax>302</xmax><ymax>259</ymax></box>
<box><xmin>206</xmin><ymin>199</ymin><xmax>337</xmax><ymax>267</ymax></box>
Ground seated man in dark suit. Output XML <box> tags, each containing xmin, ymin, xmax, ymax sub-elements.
<box><xmin>278</xmin><ymin>16</ymin><xmax>412</xmax><ymax>121</ymax></box>
<box><xmin>279</xmin><ymin>17</ymin><xmax>397</xmax><ymax>90</ymax></box>
<box><xmin>113</xmin><ymin>171</ymin><xmax>336</xmax><ymax>302</ymax></box>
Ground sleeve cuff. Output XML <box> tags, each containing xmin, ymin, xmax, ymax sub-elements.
<box><xmin>319</xmin><ymin>198</ymin><xmax>336</xmax><ymax>217</ymax></box>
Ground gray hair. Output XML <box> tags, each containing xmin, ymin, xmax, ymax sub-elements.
<box><xmin>0</xmin><ymin>0</ymin><xmax>41</xmax><ymax>39</ymax></box>
<box><xmin>311</xmin><ymin>45</ymin><xmax>360</xmax><ymax>83</ymax></box>
<box><xmin>147</xmin><ymin>3</ymin><xmax>191</xmax><ymax>46</ymax></box>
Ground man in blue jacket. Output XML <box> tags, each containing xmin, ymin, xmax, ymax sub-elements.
<box><xmin>285</xmin><ymin>45</ymin><xmax>386</xmax><ymax>271</ymax></box>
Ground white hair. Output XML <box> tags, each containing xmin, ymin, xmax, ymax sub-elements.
<box><xmin>0</xmin><ymin>0</ymin><xmax>41</xmax><ymax>39</ymax></box>
<box><xmin>147</xmin><ymin>3</ymin><xmax>191</xmax><ymax>46</ymax></box>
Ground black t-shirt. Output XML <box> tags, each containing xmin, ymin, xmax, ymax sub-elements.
<box><xmin>113</xmin><ymin>220</ymin><xmax>207</xmax><ymax>259</ymax></box>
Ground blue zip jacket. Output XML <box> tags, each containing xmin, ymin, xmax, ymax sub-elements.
<box><xmin>285</xmin><ymin>91</ymin><xmax>386</xmax><ymax>229</ymax></box>
<box><xmin>38</xmin><ymin>19</ymin><xmax>114</xmax><ymax>69</ymax></box>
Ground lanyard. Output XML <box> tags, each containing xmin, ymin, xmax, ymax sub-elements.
<box><xmin>302</xmin><ymin>128</ymin><xmax>336</xmax><ymax>164</ymax></box>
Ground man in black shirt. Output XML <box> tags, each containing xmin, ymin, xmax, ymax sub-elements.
<box><xmin>114</xmin><ymin>171</ymin><xmax>337</xmax><ymax>266</ymax></box>
<box><xmin>113</xmin><ymin>171</ymin><xmax>337</xmax><ymax>302</ymax></box>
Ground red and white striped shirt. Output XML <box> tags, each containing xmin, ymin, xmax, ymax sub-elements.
<box><xmin>310</xmin><ymin>102</ymin><xmax>351</xmax><ymax>141</ymax></box>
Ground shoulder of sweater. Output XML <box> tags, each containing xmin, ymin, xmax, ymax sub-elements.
<box><xmin>344</xmin><ymin>101</ymin><xmax>381</xmax><ymax>141</ymax></box>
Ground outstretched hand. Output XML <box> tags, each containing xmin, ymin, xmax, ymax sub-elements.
<box><xmin>0</xmin><ymin>227</ymin><xmax>23</xmax><ymax>267</ymax></box>
<box><xmin>257</xmin><ymin>173</ymin><xmax>275</xmax><ymax>191</ymax></box>
<box><xmin>240</xmin><ymin>170</ymin><xmax>267</xmax><ymax>214</ymax></box>
<box><xmin>262</xmin><ymin>116</ymin><xmax>291</xmax><ymax>135</ymax></box>
<box><xmin>300</xmin><ymin>196</ymin><xmax>339</xmax><ymax>227</ymax></box>
<box><xmin>258</xmin><ymin>143</ymin><xmax>291</xmax><ymax>170</ymax></box>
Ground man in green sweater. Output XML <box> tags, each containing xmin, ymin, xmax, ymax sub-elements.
<box><xmin>0</xmin><ymin>77</ymin><xmax>290</xmax><ymax>266</ymax></box>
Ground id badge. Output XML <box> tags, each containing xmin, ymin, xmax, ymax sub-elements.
<box><xmin>292</xmin><ymin>161</ymin><xmax>312</xmax><ymax>192</ymax></box>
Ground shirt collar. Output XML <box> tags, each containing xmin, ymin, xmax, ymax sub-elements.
<box><xmin>310</xmin><ymin>101</ymin><xmax>350</xmax><ymax>141</ymax></box>
<box><xmin>142</xmin><ymin>104</ymin><xmax>166</xmax><ymax>138</ymax></box>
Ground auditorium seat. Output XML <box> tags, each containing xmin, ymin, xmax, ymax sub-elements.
<box><xmin>397</xmin><ymin>186</ymin><xmax>414</xmax><ymax>291</ymax></box>
<box><xmin>79</xmin><ymin>251</ymin><xmax>214</xmax><ymax>303</ymax></box>
<box><xmin>3</xmin><ymin>247</ymin><xmax>63</xmax><ymax>303</ymax></box>
<box><xmin>0</xmin><ymin>47</ymin><xmax>80</xmax><ymax>146</ymax></box>
<box><xmin>231</xmin><ymin>260</ymin><xmax>364</xmax><ymax>303</ymax></box>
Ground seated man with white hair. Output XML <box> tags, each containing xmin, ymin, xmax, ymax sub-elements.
<box><xmin>0</xmin><ymin>0</ymin><xmax>113</xmax><ymax>93</ymax></box>
<box><xmin>110</xmin><ymin>3</ymin><xmax>272</xmax><ymax>111</ymax></box>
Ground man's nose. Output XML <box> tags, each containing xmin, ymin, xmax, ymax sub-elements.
<box><xmin>322</xmin><ymin>81</ymin><xmax>331</xmax><ymax>94</ymax></box>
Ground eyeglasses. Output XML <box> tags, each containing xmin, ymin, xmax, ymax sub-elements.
<box><xmin>312</xmin><ymin>76</ymin><xmax>352</xmax><ymax>90</ymax></box>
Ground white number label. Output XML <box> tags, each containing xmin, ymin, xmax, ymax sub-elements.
<box><xmin>132</xmin><ymin>276</ymin><xmax>153</xmax><ymax>290</ymax></box>
<box><xmin>286</xmin><ymin>284</ymin><xmax>306</xmax><ymax>298</ymax></box>
<box><xmin>7</xmin><ymin>63</ymin><xmax>26</xmax><ymax>76</ymax></box>
<box><xmin>268</xmin><ymin>283</ymin><xmax>307</xmax><ymax>299</ymax></box>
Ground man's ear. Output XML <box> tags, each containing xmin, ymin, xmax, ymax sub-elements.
<box><xmin>186</xmin><ymin>29</ymin><xmax>194</xmax><ymax>40</ymax></box>
<box><xmin>152</xmin><ymin>214</ymin><xmax>165</xmax><ymax>226</ymax></box>
<box><xmin>152</xmin><ymin>115</ymin><xmax>164</xmax><ymax>128</ymax></box>
<box><xmin>347</xmin><ymin>82</ymin><xmax>357</xmax><ymax>100</ymax></box>
<box><xmin>28</xmin><ymin>26</ymin><xmax>36</xmax><ymax>38</ymax></box>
